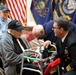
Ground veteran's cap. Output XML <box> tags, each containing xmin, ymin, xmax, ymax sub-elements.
<box><xmin>8</xmin><ymin>20</ymin><xmax>25</xmax><ymax>31</ymax></box>
<box><xmin>0</xmin><ymin>5</ymin><xmax>9</xmax><ymax>11</ymax></box>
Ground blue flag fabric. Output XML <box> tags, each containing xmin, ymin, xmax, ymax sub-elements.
<box><xmin>53</xmin><ymin>0</ymin><xmax>76</xmax><ymax>24</ymax></box>
<box><xmin>31</xmin><ymin>0</ymin><xmax>53</xmax><ymax>25</ymax></box>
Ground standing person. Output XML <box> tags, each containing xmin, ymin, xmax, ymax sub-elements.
<box><xmin>0</xmin><ymin>4</ymin><xmax>11</xmax><ymax>39</ymax></box>
<box><xmin>0</xmin><ymin>4</ymin><xmax>11</xmax><ymax>69</ymax></box>
<box><xmin>0</xmin><ymin>20</ymin><xmax>40</xmax><ymax>75</ymax></box>
<box><xmin>43</xmin><ymin>17</ymin><xmax>76</xmax><ymax>75</ymax></box>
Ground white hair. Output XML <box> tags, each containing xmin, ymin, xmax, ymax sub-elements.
<box><xmin>32</xmin><ymin>24</ymin><xmax>44</xmax><ymax>33</ymax></box>
<box><xmin>32</xmin><ymin>24</ymin><xmax>44</xmax><ymax>37</ymax></box>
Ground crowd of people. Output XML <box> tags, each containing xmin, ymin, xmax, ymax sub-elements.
<box><xmin>0</xmin><ymin>4</ymin><xmax>76</xmax><ymax>75</ymax></box>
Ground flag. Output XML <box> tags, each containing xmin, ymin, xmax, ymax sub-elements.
<box><xmin>53</xmin><ymin>0</ymin><xmax>76</xmax><ymax>24</ymax></box>
<box><xmin>6</xmin><ymin>0</ymin><xmax>27</xmax><ymax>26</ymax></box>
<box><xmin>30</xmin><ymin>0</ymin><xmax>53</xmax><ymax>25</ymax></box>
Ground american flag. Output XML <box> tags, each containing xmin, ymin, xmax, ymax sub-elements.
<box><xmin>6</xmin><ymin>0</ymin><xmax>27</xmax><ymax>26</ymax></box>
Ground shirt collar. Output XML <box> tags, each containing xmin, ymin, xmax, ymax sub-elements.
<box><xmin>61</xmin><ymin>31</ymin><xmax>69</xmax><ymax>43</ymax></box>
<box><xmin>0</xmin><ymin>17</ymin><xmax>7</xmax><ymax>22</ymax></box>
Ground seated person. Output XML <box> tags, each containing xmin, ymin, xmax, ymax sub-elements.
<box><xmin>0</xmin><ymin>20</ymin><xmax>40</xmax><ymax>75</ymax></box>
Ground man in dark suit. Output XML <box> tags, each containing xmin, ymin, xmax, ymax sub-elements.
<box><xmin>32</xmin><ymin>20</ymin><xmax>76</xmax><ymax>42</ymax></box>
<box><xmin>32</xmin><ymin>19</ymin><xmax>76</xmax><ymax>59</ymax></box>
<box><xmin>43</xmin><ymin>17</ymin><xmax>76</xmax><ymax>75</ymax></box>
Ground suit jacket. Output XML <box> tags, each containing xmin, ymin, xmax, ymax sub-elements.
<box><xmin>0</xmin><ymin>32</ymin><xmax>28</xmax><ymax>75</ymax></box>
<box><xmin>56</xmin><ymin>30</ymin><xmax>76</xmax><ymax>72</ymax></box>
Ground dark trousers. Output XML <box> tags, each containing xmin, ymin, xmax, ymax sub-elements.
<box><xmin>22</xmin><ymin>64</ymin><xmax>40</xmax><ymax>75</ymax></box>
<box><xmin>0</xmin><ymin>58</ymin><xmax>3</xmax><ymax>69</ymax></box>
<box><xmin>49</xmin><ymin>70</ymin><xmax>76</xmax><ymax>75</ymax></box>
<box><xmin>16</xmin><ymin>63</ymin><xmax>40</xmax><ymax>75</ymax></box>
<box><xmin>64</xmin><ymin>70</ymin><xmax>76</xmax><ymax>75</ymax></box>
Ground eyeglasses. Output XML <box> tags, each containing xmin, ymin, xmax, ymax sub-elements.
<box><xmin>52</xmin><ymin>27</ymin><xmax>60</xmax><ymax>30</ymax></box>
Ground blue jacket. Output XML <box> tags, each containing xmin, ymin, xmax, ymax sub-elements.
<box><xmin>0</xmin><ymin>17</ymin><xmax>11</xmax><ymax>39</ymax></box>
